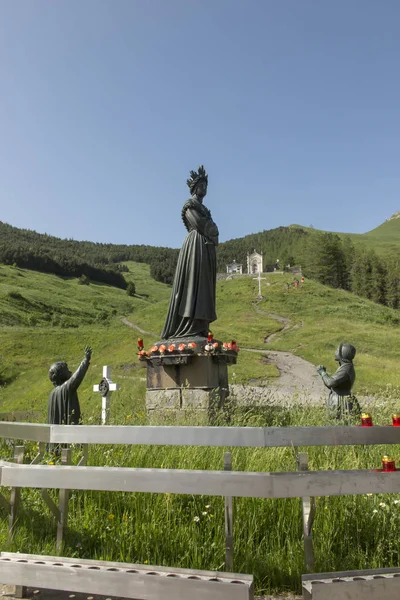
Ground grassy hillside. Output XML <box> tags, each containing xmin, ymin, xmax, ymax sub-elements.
<box><xmin>351</xmin><ymin>214</ymin><xmax>400</xmax><ymax>257</ymax></box>
<box><xmin>131</xmin><ymin>273</ymin><xmax>400</xmax><ymax>394</ymax></box>
<box><xmin>1</xmin><ymin>267</ymin><xmax>400</xmax><ymax>415</ymax></box>
<box><xmin>0</xmin><ymin>261</ymin><xmax>170</xmax><ymax>327</ymax></box>
<box><xmin>0</xmin><ymin>261</ymin><xmax>171</xmax><ymax>416</ymax></box>
<box><xmin>218</xmin><ymin>213</ymin><xmax>400</xmax><ymax>268</ymax></box>
<box><xmin>2</xmin><ymin>265</ymin><xmax>400</xmax><ymax>594</ymax></box>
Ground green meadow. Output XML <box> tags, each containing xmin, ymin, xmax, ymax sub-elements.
<box><xmin>1</xmin><ymin>262</ymin><xmax>400</xmax><ymax>594</ymax></box>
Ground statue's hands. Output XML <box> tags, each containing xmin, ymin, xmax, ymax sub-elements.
<box><xmin>316</xmin><ymin>364</ymin><xmax>326</xmax><ymax>374</ymax></box>
<box><xmin>84</xmin><ymin>346</ymin><xmax>93</xmax><ymax>360</ymax></box>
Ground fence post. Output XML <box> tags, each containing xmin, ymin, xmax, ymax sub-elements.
<box><xmin>9</xmin><ymin>446</ymin><xmax>26</xmax><ymax>598</ymax></box>
<box><xmin>56</xmin><ymin>447</ymin><xmax>71</xmax><ymax>552</ymax></box>
<box><xmin>224</xmin><ymin>451</ymin><xmax>234</xmax><ymax>571</ymax></box>
<box><xmin>297</xmin><ymin>451</ymin><xmax>315</xmax><ymax>572</ymax></box>
<box><xmin>8</xmin><ymin>445</ymin><xmax>24</xmax><ymax>541</ymax></box>
<box><xmin>30</xmin><ymin>441</ymin><xmax>46</xmax><ymax>465</ymax></box>
<box><xmin>77</xmin><ymin>444</ymin><xmax>88</xmax><ymax>466</ymax></box>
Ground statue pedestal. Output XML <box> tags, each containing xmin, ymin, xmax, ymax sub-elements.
<box><xmin>145</xmin><ymin>353</ymin><xmax>235</xmax><ymax>422</ymax></box>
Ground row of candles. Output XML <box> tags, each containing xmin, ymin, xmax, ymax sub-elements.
<box><xmin>361</xmin><ymin>413</ymin><xmax>400</xmax><ymax>472</ymax></box>
<box><xmin>361</xmin><ymin>413</ymin><xmax>400</xmax><ymax>427</ymax></box>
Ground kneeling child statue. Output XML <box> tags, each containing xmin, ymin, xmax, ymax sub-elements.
<box><xmin>316</xmin><ymin>343</ymin><xmax>360</xmax><ymax>421</ymax></box>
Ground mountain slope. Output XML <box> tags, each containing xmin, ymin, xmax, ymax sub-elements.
<box><xmin>1</xmin><ymin>267</ymin><xmax>400</xmax><ymax>415</ymax></box>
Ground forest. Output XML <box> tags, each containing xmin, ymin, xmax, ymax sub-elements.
<box><xmin>0</xmin><ymin>221</ymin><xmax>178</xmax><ymax>288</ymax></box>
<box><xmin>1</xmin><ymin>221</ymin><xmax>399</xmax><ymax>309</ymax></box>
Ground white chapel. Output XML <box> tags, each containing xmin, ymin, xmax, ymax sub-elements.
<box><xmin>247</xmin><ymin>250</ymin><xmax>263</xmax><ymax>274</ymax></box>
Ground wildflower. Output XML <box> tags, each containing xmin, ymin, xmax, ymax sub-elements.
<box><xmin>122</xmin><ymin>515</ymin><xmax>128</xmax><ymax>521</ymax></box>
<box><xmin>205</xmin><ymin>505</ymin><xmax>211</xmax><ymax>509</ymax></box>
<box><xmin>210</xmin><ymin>514</ymin><xmax>214</xmax><ymax>518</ymax></box>
<box><xmin>366</xmin><ymin>493</ymin><xmax>373</xmax><ymax>497</ymax></box>
<box><xmin>48</xmin><ymin>461</ymin><xmax>54</xmax><ymax>466</ymax></box>
<box><xmin>193</xmin><ymin>516</ymin><xmax>200</xmax><ymax>523</ymax></box>
<box><xmin>394</xmin><ymin>500</ymin><xmax>400</xmax><ymax>505</ymax></box>
<box><xmin>144</xmin><ymin>560</ymin><xmax>148</xmax><ymax>565</ymax></box>
<box><xmin>373</xmin><ymin>509</ymin><xmax>378</xmax><ymax>514</ymax></box>
<box><xmin>324</xmin><ymin>506</ymin><xmax>328</xmax><ymax>510</ymax></box>
<box><xmin>202</xmin><ymin>511</ymin><xmax>207</xmax><ymax>516</ymax></box>
<box><xmin>108</xmin><ymin>513</ymin><xmax>115</xmax><ymax>520</ymax></box>
<box><xmin>379</xmin><ymin>503</ymin><xmax>386</xmax><ymax>508</ymax></box>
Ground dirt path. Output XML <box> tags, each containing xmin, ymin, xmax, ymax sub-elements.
<box><xmin>235</xmin><ymin>348</ymin><xmax>327</xmax><ymax>405</ymax></box>
<box><xmin>254</xmin><ymin>303</ymin><xmax>302</xmax><ymax>344</ymax></box>
<box><xmin>120</xmin><ymin>317</ymin><xmax>154</xmax><ymax>336</ymax></box>
<box><xmin>120</xmin><ymin>312</ymin><xmax>325</xmax><ymax>403</ymax></box>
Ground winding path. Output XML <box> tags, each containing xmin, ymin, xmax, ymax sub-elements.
<box><xmin>120</xmin><ymin>317</ymin><xmax>154</xmax><ymax>336</ymax></box>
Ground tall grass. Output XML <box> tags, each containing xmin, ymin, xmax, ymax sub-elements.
<box><xmin>2</xmin><ymin>390</ymin><xmax>400</xmax><ymax>595</ymax></box>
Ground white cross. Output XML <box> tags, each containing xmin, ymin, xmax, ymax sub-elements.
<box><xmin>253</xmin><ymin>272</ymin><xmax>266</xmax><ymax>299</ymax></box>
<box><xmin>93</xmin><ymin>366</ymin><xmax>120</xmax><ymax>425</ymax></box>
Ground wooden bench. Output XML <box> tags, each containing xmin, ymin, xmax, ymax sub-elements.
<box><xmin>0</xmin><ymin>552</ymin><xmax>254</xmax><ymax>600</ymax></box>
<box><xmin>302</xmin><ymin>568</ymin><xmax>400</xmax><ymax>600</ymax></box>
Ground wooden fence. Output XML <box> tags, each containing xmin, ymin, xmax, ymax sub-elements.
<box><xmin>1</xmin><ymin>422</ymin><xmax>400</xmax><ymax>571</ymax></box>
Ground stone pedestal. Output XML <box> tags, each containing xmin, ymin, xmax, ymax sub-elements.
<box><xmin>145</xmin><ymin>353</ymin><xmax>234</xmax><ymax>422</ymax></box>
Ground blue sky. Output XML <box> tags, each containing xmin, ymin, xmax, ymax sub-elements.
<box><xmin>1</xmin><ymin>1</ymin><xmax>399</xmax><ymax>248</ymax></box>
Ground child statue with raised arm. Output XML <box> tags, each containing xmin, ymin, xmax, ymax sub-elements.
<box><xmin>48</xmin><ymin>346</ymin><xmax>92</xmax><ymax>425</ymax></box>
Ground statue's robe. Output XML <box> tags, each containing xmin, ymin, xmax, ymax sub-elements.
<box><xmin>161</xmin><ymin>199</ymin><xmax>219</xmax><ymax>340</ymax></box>
<box><xmin>320</xmin><ymin>348</ymin><xmax>358</xmax><ymax>420</ymax></box>
<box><xmin>47</xmin><ymin>356</ymin><xmax>90</xmax><ymax>425</ymax></box>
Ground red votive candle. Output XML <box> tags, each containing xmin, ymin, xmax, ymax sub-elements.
<box><xmin>382</xmin><ymin>456</ymin><xmax>396</xmax><ymax>472</ymax></box>
<box><xmin>137</xmin><ymin>338</ymin><xmax>144</xmax><ymax>350</ymax></box>
<box><xmin>361</xmin><ymin>413</ymin><xmax>373</xmax><ymax>427</ymax></box>
<box><xmin>392</xmin><ymin>414</ymin><xmax>400</xmax><ymax>426</ymax></box>
<box><xmin>208</xmin><ymin>332</ymin><xmax>213</xmax><ymax>342</ymax></box>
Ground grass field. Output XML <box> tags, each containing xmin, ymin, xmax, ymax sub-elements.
<box><xmin>132</xmin><ymin>273</ymin><xmax>400</xmax><ymax>393</ymax></box>
<box><xmin>1</xmin><ymin>263</ymin><xmax>400</xmax><ymax>594</ymax></box>
<box><xmin>2</xmin><ymin>400</ymin><xmax>400</xmax><ymax>595</ymax></box>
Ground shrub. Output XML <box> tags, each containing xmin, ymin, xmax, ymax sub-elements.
<box><xmin>7</xmin><ymin>290</ymin><xmax>24</xmax><ymax>301</ymax></box>
<box><xmin>127</xmin><ymin>282</ymin><xmax>136</xmax><ymax>297</ymax></box>
<box><xmin>78</xmin><ymin>274</ymin><xmax>90</xmax><ymax>285</ymax></box>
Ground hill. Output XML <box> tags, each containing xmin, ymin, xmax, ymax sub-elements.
<box><xmin>2</xmin><ymin>265</ymin><xmax>400</xmax><ymax>594</ymax></box>
<box><xmin>0</xmin><ymin>220</ymin><xmax>178</xmax><ymax>286</ymax></box>
<box><xmin>350</xmin><ymin>210</ymin><xmax>400</xmax><ymax>256</ymax></box>
<box><xmin>1</xmin><ymin>267</ymin><xmax>400</xmax><ymax>416</ymax></box>
<box><xmin>217</xmin><ymin>210</ymin><xmax>400</xmax><ymax>269</ymax></box>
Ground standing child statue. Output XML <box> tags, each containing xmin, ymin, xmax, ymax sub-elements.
<box><xmin>316</xmin><ymin>343</ymin><xmax>360</xmax><ymax>421</ymax></box>
<box><xmin>48</xmin><ymin>346</ymin><xmax>92</xmax><ymax>425</ymax></box>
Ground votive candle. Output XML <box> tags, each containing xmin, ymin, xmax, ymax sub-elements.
<box><xmin>361</xmin><ymin>413</ymin><xmax>373</xmax><ymax>427</ymax></box>
<box><xmin>382</xmin><ymin>456</ymin><xmax>396</xmax><ymax>472</ymax></box>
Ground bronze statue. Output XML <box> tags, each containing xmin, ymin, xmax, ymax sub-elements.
<box><xmin>48</xmin><ymin>346</ymin><xmax>92</xmax><ymax>425</ymax></box>
<box><xmin>316</xmin><ymin>343</ymin><xmax>359</xmax><ymax>420</ymax></box>
<box><xmin>161</xmin><ymin>166</ymin><xmax>219</xmax><ymax>340</ymax></box>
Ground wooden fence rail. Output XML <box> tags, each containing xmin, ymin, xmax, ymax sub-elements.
<box><xmin>1</xmin><ymin>422</ymin><xmax>400</xmax><ymax>447</ymax></box>
<box><xmin>1</xmin><ymin>461</ymin><xmax>400</xmax><ymax>498</ymax></box>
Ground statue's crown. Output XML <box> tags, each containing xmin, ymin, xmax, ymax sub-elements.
<box><xmin>186</xmin><ymin>165</ymin><xmax>208</xmax><ymax>195</ymax></box>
